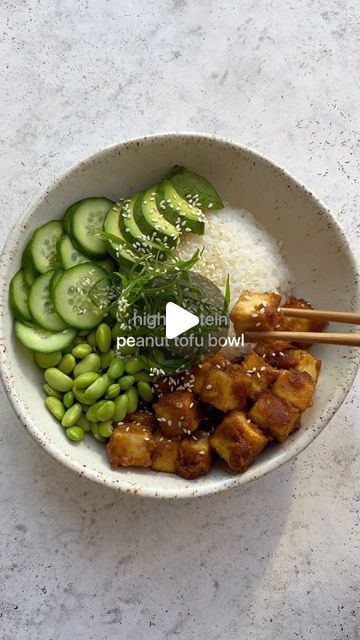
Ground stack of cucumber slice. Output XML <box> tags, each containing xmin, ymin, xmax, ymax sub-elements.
<box><xmin>11</xmin><ymin>198</ymin><xmax>115</xmax><ymax>352</ymax></box>
<box><xmin>10</xmin><ymin>166</ymin><xmax>223</xmax><ymax>353</ymax></box>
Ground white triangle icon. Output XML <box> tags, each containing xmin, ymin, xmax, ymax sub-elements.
<box><xmin>165</xmin><ymin>302</ymin><xmax>199</xmax><ymax>340</ymax></box>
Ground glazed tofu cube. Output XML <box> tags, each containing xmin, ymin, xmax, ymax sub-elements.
<box><xmin>191</xmin><ymin>352</ymin><xmax>227</xmax><ymax>395</ymax></box>
<box><xmin>240</xmin><ymin>350</ymin><xmax>278</xmax><ymax>400</ymax></box>
<box><xmin>230</xmin><ymin>291</ymin><xmax>282</xmax><ymax>334</ymax></box>
<box><xmin>210</xmin><ymin>410</ymin><xmax>269</xmax><ymax>473</ymax></box>
<box><xmin>249</xmin><ymin>392</ymin><xmax>300</xmax><ymax>442</ymax></box>
<box><xmin>123</xmin><ymin>411</ymin><xmax>158</xmax><ymax>431</ymax></box>
<box><xmin>199</xmin><ymin>364</ymin><xmax>250</xmax><ymax>412</ymax></box>
<box><xmin>272</xmin><ymin>349</ymin><xmax>321</xmax><ymax>382</ymax></box>
<box><xmin>272</xmin><ymin>369</ymin><xmax>315</xmax><ymax>411</ymax></box>
<box><xmin>280</xmin><ymin>295</ymin><xmax>328</xmax><ymax>346</ymax></box>
<box><xmin>151</xmin><ymin>433</ymin><xmax>180</xmax><ymax>473</ymax></box>
<box><xmin>175</xmin><ymin>433</ymin><xmax>212</xmax><ymax>479</ymax></box>
<box><xmin>288</xmin><ymin>349</ymin><xmax>321</xmax><ymax>382</ymax></box>
<box><xmin>255</xmin><ymin>339</ymin><xmax>292</xmax><ymax>361</ymax></box>
<box><xmin>107</xmin><ymin>423</ymin><xmax>154</xmax><ymax>469</ymax></box>
<box><xmin>154</xmin><ymin>391</ymin><xmax>202</xmax><ymax>437</ymax></box>
<box><xmin>153</xmin><ymin>371</ymin><xmax>191</xmax><ymax>397</ymax></box>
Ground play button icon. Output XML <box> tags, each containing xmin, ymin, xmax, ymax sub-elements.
<box><xmin>165</xmin><ymin>302</ymin><xmax>199</xmax><ymax>340</ymax></box>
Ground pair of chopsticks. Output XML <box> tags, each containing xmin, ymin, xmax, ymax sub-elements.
<box><xmin>245</xmin><ymin>307</ymin><xmax>360</xmax><ymax>346</ymax></box>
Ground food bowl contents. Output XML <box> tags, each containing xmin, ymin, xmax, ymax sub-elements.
<box><xmin>9</xmin><ymin>164</ymin><xmax>327</xmax><ymax>480</ymax></box>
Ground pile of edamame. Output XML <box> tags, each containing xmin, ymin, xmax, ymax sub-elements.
<box><xmin>36</xmin><ymin>322</ymin><xmax>153</xmax><ymax>443</ymax></box>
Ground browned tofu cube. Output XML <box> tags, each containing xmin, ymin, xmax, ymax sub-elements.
<box><xmin>107</xmin><ymin>423</ymin><xmax>154</xmax><ymax>469</ymax></box>
<box><xmin>153</xmin><ymin>371</ymin><xmax>190</xmax><ymax>397</ymax></box>
<box><xmin>175</xmin><ymin>433</ymin><xmax>212</xmax><ymax>479</ymax></box>
<box><xmin>210</xmin><ymin>410</ymin><xmax>269</xmax><ymax>473</ymax></box>
<box><xmin>288</xmin><ymin>349</ymin><xmax>321</xmax><ymax>382</ymax></box>
<box><xmin>255</xmin><ymin>339</ymin><xmax>292</xmax><ymax>361</ymax></box>
<box><xmin>249</xmin><ymin>392</ymin><xmax>300</xmax><ymax>442</ymax></box>
<box><xmin>239</xmin><ymin>350</ymin><xmax>278</xmax><ymax>400</ymax></box>
<box><xmin>272</xmin><ymin>369</ymin><xmax>315</xmax><ymax>411</ymax></box>
<box><xmin>199</xmin><ymin>364</ymin><xmax>250</xmax><ymax>412</ymax></box>
<box><xmin>191</xmin><ymin>352</ymin><xmax>227</xmax><ymax>395</ymax></box>
<box><xmin>280</xmin><ymin>295</ymin><xmax>328</xmax><ymax>347</ymax></box>
<box><xmin>151</xmin><ymin>433</ymin><xmax>180</xmax><ymax>473</ymax></box>
<box><xmin>153</xmin><ymin>391</ymin><xmax>202</xmax><ymax>437</ymax></box>
<box><xmin>230</xmin><ymin>291</ymin><xmax>282</xmax><ymax>334</ymax></box>
<box><xmin>272</xmin><ymin>348</ymin><xmax>321</xmax><ymax>382</ymax></box>
<box><xmin>122</xmin><ymin>411</ymin><xmax>158</xmax><ymax>431</ymax></box>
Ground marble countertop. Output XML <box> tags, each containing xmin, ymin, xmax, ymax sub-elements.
<box><xmin>1</xmin><ymin>1</ymin><xmax>359</xmax><ymax>638</ymax></box>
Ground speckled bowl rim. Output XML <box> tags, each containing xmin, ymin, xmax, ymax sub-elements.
<box><xmin>0</xmin><ymin>132</ymin><xmax>359</xmax><ymax>499</ymax></box>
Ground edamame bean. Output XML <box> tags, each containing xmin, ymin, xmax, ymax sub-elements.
<box><xmin>44</xmin><ymin>368</ymin><xmax>73</xmax><ymax>393</ymax></box>
<box><xmin>113</xmin><ymin>394</ymin><xmax>128</xmax><ymax>422</ymax></box>
<box><xmin>84</xmin><ymin>375</ymin><xmax>109</xmax><ymax>402</ymax></box>
<box><xmin>45</xmin><ymin>396</ymin><xmax>65</xmax><ymax>421</ymax></box>
<box><xmin>73</xmin><ymin>387</ymin><xmax>93</xmax><ymax>405</ymax></box>
<box><xmin>100</xmin><ymin>349</ymin><xmax>115</xmax><ymax>369</ymax></box>
<box><xmin>63</xmin><ymin>391</ymin><xmax>74</xmax><ymax>409</ymax></box>
<box><xmin>90</xmin><ymin>422</ymin><xmax>107</xmax><ymax>443</ymax></box>
<box><xmin>133</xmin><ymin>371</ymin><xmax>152</xmax><ymax>383</ymax></box>
<box><xmin>125</xmin><ymin>357</ymin><xmax>143</xmax><ymax>375</ymax></box>
<box><xmin>61</xmin><ymin>403</ymin><xmax>82</xmax><ymax>428</ymax></box>
<box><xmin>66</xmin><ymin>426</ymin><xmax>85</xmax><ymax>442</ymax></box>
<box><xmin>72</xmin><ymin>343</ymin><xmax>93</xmax><ymax>359</ymax></box>
<box><xmin>125</xmin><ymin>387</ymin><xmax>138</xmax><ymax>414</ymax></box>
<box><xmin>106</xmin><ymin>383</ymin><xmax>120</xmax><ymax>399</ymax></box>
<box><xmin>118</xmin><ymin>375</ymin><xmax>135</xmax><ymax>391</ymax></box>
<box><xmin>95</xmin><ymin>400</ymin><xmax>115</xmax><ymax>422</ymax></box>
<box><xmin>35</xmin><ymin>351</ymin><xmax>62</xmax><ymax>368</ymax></box>
<box><xmin>108</xmin><ymin>357</ymin><xmax>126</xmax><ymax>379</ymax></box>
<box><xmin>58</xmin><ymin>353</ymin><xmax>76</xmax><ymax>375</ymax></box>
<box><xmin>111</xmin><ymin>323</ymin><xmax>123</xmax><ymax>340</ymax></box>
<box><xmin>86</xmin><ymin>401</ymin><xmax>106</xmax><ymax>422</ymax></box>
<box><xmin>78</xmin><ymin>414</ymin><xmax>92</xmax><ymax>432</ymax></box>
<box><xmin>98</xmin><ymin>420</ymin><xmax>114</xmax><ymax>438</ymax></box>
<box><xmin>73</xmin><ymin>336</ymin><xmax>84</xmax><ymax>346</ymax></box>
<box><xmin>73</xmin><ymin>371</ymin><xmax>100</xmax><ymax>389</ymax></box>
<box><xmin>96</xmin><ymin>323</ymin><xmax>111</xmax><ymax>353</ymax></box>
<box><xmin>87</xmin><ymin>330</ymin><xmax>97</xmax><ymax>348</ymax></box>
<box><xmin>137</xmin><ymin>381</ymin><xmax>153</xmax><ymax>403</ymax></box>
<box><xmin>43</xmin><ymin>383</ymin><xmax>63</xmax><ymax>400</ymax></box>
<box><xmin>73</xmin><ymin>353</ymin><xmax>101</xmax><ymax>377</ymax></box>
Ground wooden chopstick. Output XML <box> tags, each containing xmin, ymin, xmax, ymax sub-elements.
<box><xmin>245</xmin><ymin>331</ymin><xmax>360</xmax><ymax>347</ymax></box>
<box><xmin>281</xmin><ymin>307</ymin><xmax>360</xmax><ymax>325</ymax></box>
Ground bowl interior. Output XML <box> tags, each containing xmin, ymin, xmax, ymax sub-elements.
<box><xmin>1</xmin><ymin>134</ymin><xmax>359</xmax><ymax>497</ymax></box>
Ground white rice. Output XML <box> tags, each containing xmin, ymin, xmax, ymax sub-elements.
<box><xmin>176</xmin><ymin>204</ymin><xmax>294</xmax><ymax>310</ymax></box>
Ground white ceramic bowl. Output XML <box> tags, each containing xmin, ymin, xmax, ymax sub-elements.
<box><xmin>1</xmin><ymin>133</ymin><xmax>359</xmax><ymax>498</ymax></box>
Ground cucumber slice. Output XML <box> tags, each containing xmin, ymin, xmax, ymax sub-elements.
<box><xmin>170</xmin><ymin>165</ymin><xmax>224</xmax><ymax>211</ymax></box>
<box><xmin>53</xmin><ymin>263</ymin><xmax>111</xmax><ymax>330</ymax></box>
<box><xmin>30</xmin><ymin>220</ymin><xmax>63</xmax><ymax>273</ymax></box>
<box><xmin>9</xmin><ymin>270</ymin><xmax>32</xmax><ymax>322</ymax></box>
<box><xmin>15</xmin><ymin>321</ymin><xmax>77</xmax><ymax>353</ymax></box>
<box><xmin>134</xmin><ymin>186</ymin><xmax>179</xmax><ymax>248</ymax></box>
<box><xmin>157</xmin><ymin>181</ymin><xmax>205</xmax><ymax>235</ymax></box>
<box><xmin>58</xmin><ymin>234</ymin><xmax>88</xmax><ymax>269</ymax></box>
<box><xmin>104</xmin><ymin>202</ymin><xmax>140</xmax><ymax>269</ymax></box>
<box><xmin>28</xmin><ymin>271</ymin><xmax>67</xmax><ymax>331</ymax></box>
<box><xmin>63</xmin><ymin>202</ymin><xmax>79</xmax><ymax>234</ymax></box>
<box><xmin>21</xmin><ymin>243</ymin><xmax>39</xmax><ymax>287</ymax></box>
<box><xmin>50</xmin><ymin>269</ymin><xmax>64</xmax><ymax>302</ymax></box>
<box><xmin>69</xmin><ymin>197</ymin><xmax>114</xmax><ymax>260</ymax></box>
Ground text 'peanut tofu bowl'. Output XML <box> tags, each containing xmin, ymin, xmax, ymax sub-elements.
<box><xmin>0</xmin><ymin>133</ymin><xmax>359</xmax><ymax>498</ymax></box>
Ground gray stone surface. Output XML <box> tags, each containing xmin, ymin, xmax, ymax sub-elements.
<box><xmin>1</xmin><ymin>1</ymin><xmax>359</xmax><ymax>638</ymax></box>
